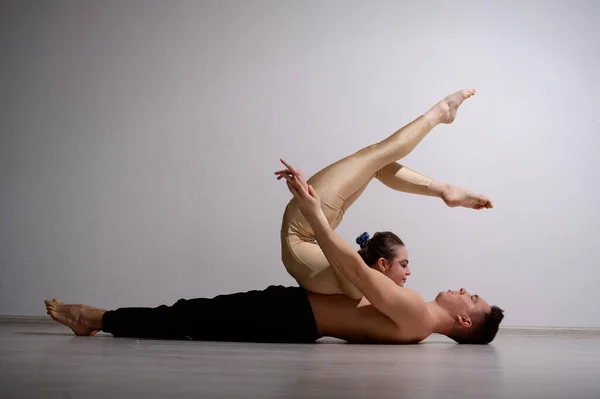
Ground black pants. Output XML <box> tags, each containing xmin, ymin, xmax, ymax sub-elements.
<box><xmin>101</xmin><ymin>285</ymin><xmax>318</xmax><ymax>343</ymax></box>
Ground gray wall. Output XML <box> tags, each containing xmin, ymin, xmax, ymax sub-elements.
<box><xmin>1</xmin><ymin>0</ymin><xmax>599</xmax><ymax>327</ymax></box>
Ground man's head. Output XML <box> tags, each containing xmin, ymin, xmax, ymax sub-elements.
<box><xmin>357</xmin><ymin>231</ymin><xmax>411</xmax><ymax>287</ymax></box>
<box><xmin>435</xmin><ymin>288</ymin><xmax>504</xmax><ymax>344</ymax></box>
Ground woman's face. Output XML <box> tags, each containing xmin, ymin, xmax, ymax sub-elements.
<box><xmin>380</xmin><ymin>245</ymin><xmax>411</xmax><ymax>287</ymax></box>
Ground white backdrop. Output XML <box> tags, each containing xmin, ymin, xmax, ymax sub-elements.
<box><xmin>1</xmin><ymin>0</ymin><xmax>599</xmax><ymax>327</ymax></box>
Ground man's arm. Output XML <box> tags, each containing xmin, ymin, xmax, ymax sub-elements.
<box><xmin>276</xmin><ymin>159</ymin><xmax>423</xmax><ymax>326</ymax></box>
<box><xmin>305</xmin><ymin>210</ymin><xmax>424</xmax><ymax>325</ymax></box>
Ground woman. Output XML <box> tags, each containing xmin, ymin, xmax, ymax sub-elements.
<box><xmin>276</xmin><ymin>89</ymin><xmax>493</xmax><ymax>299</ymax></box>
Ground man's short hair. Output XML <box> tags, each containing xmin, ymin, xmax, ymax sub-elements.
<box><xmin>450</xmin><ymin>305</ymin><xmax>505</xmax><ymax>344</ymax></box>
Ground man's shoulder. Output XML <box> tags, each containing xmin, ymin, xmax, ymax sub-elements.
<box><xmin>391</xmin><ymin>288</ymin><xmax>431</xmax><ymax>340</ymax></box>
<box><xmin>396</xmin><ymin>287</ymin><xmax>427</xmax><ymax>308</ymax></box>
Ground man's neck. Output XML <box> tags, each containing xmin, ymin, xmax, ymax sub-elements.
<box><xmin>424</xmin><ymin>301</ymin><xmax>454</xmax><ymax>336</ymax></box>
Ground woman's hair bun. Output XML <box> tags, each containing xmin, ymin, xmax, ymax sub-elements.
<box><xmin>356</xmin><ymin>232</ymin><xmax>371</xmax><ymax>249</ymax></box>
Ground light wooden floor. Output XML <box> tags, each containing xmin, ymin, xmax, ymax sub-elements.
<box><xmin>1</xmin><ymin>322</ymin><xmax>599</xmax><ymax>399</ymax></box>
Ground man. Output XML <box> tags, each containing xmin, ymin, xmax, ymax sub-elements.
<box><xmin>44</xmin><ymin>282</ymin><xmax>502</xmax><ymax>344</ymax></box>
<box><xmin>45</xmin><ymin>155</ymin><xmax>503</xmax><ymax>344</ymax></box>
<box><xmin>45</xmin><ymin>88</ymin><xmax>504</xmax><ymax>344</ymax></box>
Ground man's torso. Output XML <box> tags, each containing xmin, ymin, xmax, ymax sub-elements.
<box><xmin>307</xmin><ymin>290</ymin><xmax>431</xmax><ymax>344</ymax></box>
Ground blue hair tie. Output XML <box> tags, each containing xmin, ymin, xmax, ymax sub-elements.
<box><xmin>356</xmin><ymin>232</ymin><xmax>371</xmax><ymax>249</ymax></box>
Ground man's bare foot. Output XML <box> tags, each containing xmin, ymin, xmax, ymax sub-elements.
<box><xmin>44</xmin><ymin>298</ymin><xmax>104</xmax><ymax>336</ymax></box>
<box><xmin>441</xmin><ymin>184</ymin><xmax>493</xmax><ymax>210</ymax></box>
<box><xmin>424</xmin><ymin>89</ymin><xmax>476</xmax><ymax>126</ymax></box>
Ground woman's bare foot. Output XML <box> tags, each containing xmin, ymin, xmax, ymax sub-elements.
<box><xmin>424</xmin><ymin>89</ymin><xmax>476</xmax><ymax>126</ymax></box>
<box><xmin>44</xmin><ymin>298</ymin><xmax>105</xmax><ymax>336</ymax></box>
<box><xmin>441</xmin><ymin>184</ymin><xmax>493</xmax><ymax>210</ymax></box>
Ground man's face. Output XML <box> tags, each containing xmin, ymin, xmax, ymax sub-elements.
<box><xmin>435</xmin><ymin>288</ymin><xmax>492</xmax><ymax>319</ymax></box>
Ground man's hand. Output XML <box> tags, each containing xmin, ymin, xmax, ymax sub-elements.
<box><xmin>275</xmin><ymin>158</ymin><xmax>322</xmax><ymax>219</ymax></box>
<box><xmin>274</xmin><ymin>159</ymin><xmax>309</xmax><ymax>192</ymax></box>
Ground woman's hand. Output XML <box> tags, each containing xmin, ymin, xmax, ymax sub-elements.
<box><xmin>275</xmin><ymin>159</ymin><xmax>322</xmax><ymax>219</ymax></box>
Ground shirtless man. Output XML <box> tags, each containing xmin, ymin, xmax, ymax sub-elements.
<box><xmin>44</xmin><ymin>154</ymin><xmax>503</xmax><ymax>344</ymax></box>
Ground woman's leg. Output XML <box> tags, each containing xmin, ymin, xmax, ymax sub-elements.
<box><xmin>303</xmin><ymin>88</ymin><xmax>476</xmax><ymax>224</ymax></box>
<box><xmin>281</xmin><ymin>89</ymin><xmax>476</xmax><ymax>297</ymax></box>
<box><xmin>375</xmin><ymin>162</ymin><xmax>493</xmax><ymax>209</ymax></box>
<box><xmin>281</xmin><ymin>116</ymin><xmax>435</xmax><ymax>298</ymax></box>
<box><xmin>305</xmin><ymin>116</ymin><xmax>433</xmax><ymax>221</ymax></box>
<box><xmin>375</xmin><ymin>163</ymin><xmax>435</xmax><ymax>197</ymax></box>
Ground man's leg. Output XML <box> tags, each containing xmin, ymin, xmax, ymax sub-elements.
<box><xmin>44</xmin><ymin>298</ymin><xmax>198</xmax><ymax>339</ymax></box>
<box><xmin>44</xmin><ymin>299</ymin><xmax>104</xmax><ymax>336</ymax></box>
<box><xmin>44</xmin><ymin>286</ymin><xmax>318</xmax><ymax>343</ymax></box>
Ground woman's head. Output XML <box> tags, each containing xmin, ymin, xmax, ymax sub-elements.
<box><xmin>356</xmin><ymin>231</ymin><xmax>410</xmax><ymax>287</ymax></box>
